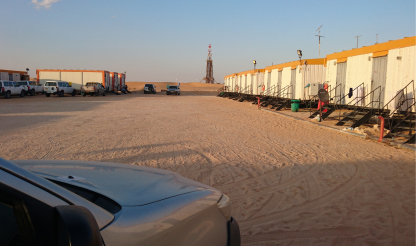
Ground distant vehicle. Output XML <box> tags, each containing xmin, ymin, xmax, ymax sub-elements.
<box><xmin>44</xmin><ymin>81</ymin><xmax>76</xmax><ymax>97</ymax></box>
<box><xmin>16</xmin><ymin>81</ymin><xmax>43</xmax><ymax>96</ymax></box>
<box><xmin>167</xmin><ymin>85</ymin><xmax>180</xmax><ymax>95</ymax></box>
<box><xmin>144</xmin><ymin>84</ymin><xmax>156</xmax><ymax>94</ymax></box>
<box><xmin>0</xmin><ymin>158</ymin><xmax>241</xmax><ymax>246</ymax></box>
<box><xmin>81</xmin><ymin>82</ymin><xmax>106</xmax><ymax>96</ymax></box>
<box><xmin>0</xmin><ymin>80</ymin><xmax>26</xmax><ymax>99</ymax></box>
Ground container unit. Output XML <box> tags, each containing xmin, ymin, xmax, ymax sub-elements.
<box><xmin>265</xmin><ymin>59</ymin><xmax>325</xmax><ymax>100</ymax></box>
<box><xmin>325</xmin><ymin>36</ymin><xmax>415</xmax><ymax>108</ymax></box>
<box><xmin>118</xmin><ymin>73</ymin><xmax>126</xmax><ymax>90</ymax></box>
<box><xmin>36</xmin><ymin>70</ymin><xmax>109</xmax><ymax>90</ymax></box>
<box><xmin>109</xmin><ymin>72</ymin><xmax>119</xmax><ymax>92</ymax></box>
<box><xmin>0</xmin><ymin>69</ymin><xmax>30</xmax><ymax>81</ymax></box>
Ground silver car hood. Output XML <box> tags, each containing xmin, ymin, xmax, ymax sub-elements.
<box><xmin>13</xmin><ymin>160</ymin><xmax>214</xmax><ymax>206</ymax></box>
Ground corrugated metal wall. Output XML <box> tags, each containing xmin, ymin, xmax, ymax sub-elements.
<box><xmin>345</xmin><ymin>53</ymin><xmax>373</xmax><ymax>105</ymax></box>
<box><xmin>0</xmin><ymin>72</ymin><xmax>8</xmax><ymax>80</ymax></box>
<box><xmin>39</xmin><ymin>71</ymin><xmax>61</xmax><ymax>85</ymax></box>
<box><xmin>385</xmin><ymin>46</ymin><xmax>415</xmax><ymax>112</ymax></box>
<box><xmin>290</xmin><ymin>69</ymin><xmax>296</xmax><ymax>99</ymax></box>
<box><xmin>326</xmin><ymin>59</ymin><xmax>338</xmax><ymax>90</ymax></box>
<box><xmin>61</xmin><ymin>72</ymin><xmax>83</xmax><ymax>89</ymax></box>
<box><xmin>281</xmin><ymin>68</ymin><xmax>292</xmax><ymax>98</ymax></box>
<box><xmin>336</xmin><ymin>62</ymin><xmax>347</xmax><ymax>104</ymax></box>
<box><xmin>371</xmin><ymin>56</ymin><xmax>388</xmax><ymax>108</ymax></box>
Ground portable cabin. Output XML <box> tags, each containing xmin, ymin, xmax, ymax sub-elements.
<box><xmin>0</xmin><ymin>69</ymin><xmax>30</xmax><ymax>81</ymax></box>
<box><xmin>36</xmin><ymin>69</ymin><xmax>109</xmax><ymax>90</ymax></box>
<box><xmin>118</xmin><ymin>73</ymin><xmax>126</xmax><ymax>90</ymax></box>
<box><xmin>326</xmin><ymin>36</ymin><xmax>415</xmax><ymax>109</ymax></box>
<box><xmin>265</xmin><ymin>59</ymin><xmax>326</xmax><ymax>100</ymax></box>
<box><xmin>109</xmin><ymin>72</ymin><xmax>119</xmax><ymax>92</ymax></box>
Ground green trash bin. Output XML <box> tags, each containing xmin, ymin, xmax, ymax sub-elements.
<box><xmin>291</xmin><ymin>100</ymin><xmax>301</xmax><ymax>112</ymax></box>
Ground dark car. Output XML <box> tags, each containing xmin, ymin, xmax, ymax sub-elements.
<box><xmin>167</xmin><ymin>85</ymin><xmax>180</xmax><ymax>95</ymax></box>
<box><xmin>144</xmin><ymin>84</ymin><xmax>156</xmax><ymax>94</ymax></box>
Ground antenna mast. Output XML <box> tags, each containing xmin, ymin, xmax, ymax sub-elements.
<box><xmin>354</xmin><ymin>35</ymin><xmax>362</xmax><ymax>48</ymax></box>
<box><xmin>315</xmin><ymin>25</ymin><xmax>324</xmax><ymax>58</ymax></box>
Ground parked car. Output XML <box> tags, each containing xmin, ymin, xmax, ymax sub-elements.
<box><xmin>16</xmin><ymin>81</ymin><xmax>44</xmax><ymax>96</ymax></box>
<box><xmin>81</xmin><ymin>82</ymin><xmax>106</xmax><ymax>96</ymax></box>
<box><xmin>44</xmin><ymin>81</ymin><xmax>76</xmax><ymax>97</ymax></box>
<box><xmin>0</xmin><ymin>80</ymin><xmax>26</xmax><ymax>99</ymax></box>
<box><xmin>0</xmin><ymin>158</ymin><xmax>240</xmax><ymax>246</ymax></box>
<box><xmin>144</xmin><ymin>84</ymin><xmax>156</xmax><ymax>94</ymax></box>
<box><xmin>167</xmin><ymin>85</ymin><xmax>180</xmax><ymax>95</ymax></box>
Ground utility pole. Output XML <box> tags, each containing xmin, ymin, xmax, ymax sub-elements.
<box><xmin>376</xmin><ymin>34</ymin><xmax>378</xmax><ymax>44</ymax></box>
<box><xmin>354</xmin><ymin>35</ymin><xmax>362</xmax><ymax>48</ymax></box>
<box><xmin>315</xmin><ymin>25</ymin><xmax>324</xmax><ymax>58</ymax></box>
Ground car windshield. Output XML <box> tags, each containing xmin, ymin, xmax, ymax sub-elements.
<box><xmin>169</xmin><ymin>86</ymin><xmax>177</xmax><ymax>89</ymax></box>
<box><xmin>16</xmin><ymin>82</ymin><xmax>26</xmax><ymax>85</ymax></box>
<box><xmin>45</xmin><ymin>82</ymin><xmax>57</xmax><ymax>86</ymax></box>
<box><xmin>86</xmin><ymin>83</ymin><xmax>96</xmax><ymax>86</ymax></box>
<box><xmin>145</xmin><ymin>84</ymin><xmax>153</xmax><ymax>87</ymax></box>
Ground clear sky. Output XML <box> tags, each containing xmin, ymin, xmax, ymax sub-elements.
<box><xmin>1</xmin><ymin>0</ymin><xmax>414</xmax><ymax>82</ymax></box>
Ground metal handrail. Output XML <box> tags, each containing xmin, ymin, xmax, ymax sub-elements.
<box><xmin>337</xmin><ymin>82</ymin><xmax>365</xmax><ymax>107</ymax></box>
<box><xmin>263</xmin><ymin>85</ymin><xmax>277</xmax><ymax>96</ymax></box>
<box><xmin>382</xmin><ymin>80</ymin><xmax>415</xmax><ymax>117</ymax></box>
<box><xmin>338</xmin><ymin>85</ymin><xmax>381</xmax><ymax>120</ymax></box>
<box><xmin>275</xmin><ymin>85</ymin><xmax>290</xmax><ymax>98</ymax></box>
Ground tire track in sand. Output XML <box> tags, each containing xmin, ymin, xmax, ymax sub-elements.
<box><xmin>365</xmin><ymin>164</ymin><xmax>410</xmax><ymax>246</ymax></box>
<box><xmin>242</xmin><ymin>226</ymin><xmax>368</xmax><ymax>244</ymax></box>
<box><xmin>40</xmin><ymin>137</ymin><xmax>61</xmax><ymax>160</ymax></box>
<box><xmin>239</xmin><ymin>162</ymin><xmax>363</xmax><ymax>228</ymax></box>
<box><xmin>230</xmin><ymin>145</ymin><xmax>323</xmax><ymax>201</ymax></box>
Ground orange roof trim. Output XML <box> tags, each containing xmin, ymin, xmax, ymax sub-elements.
<box><xmin>265</xmin><ymin>58</ymin><xmax>325</xmax><ymax>71</ymax></box>
<box><xmin>326</xmin><ymin>36</ymin><xmax>415</xmax><ymax>60</ymax></box>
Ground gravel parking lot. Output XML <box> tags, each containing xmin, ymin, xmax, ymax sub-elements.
<box><xmin>1</xmin><ymin>93</ymin><xmax>414</xmax><ymax>246</ymax></box>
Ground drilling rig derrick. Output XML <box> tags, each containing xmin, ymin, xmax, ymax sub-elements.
<box><xmin>203</xmin><ymin>44</ymin><xmax>215</xmax><ymax>84</ymax></box>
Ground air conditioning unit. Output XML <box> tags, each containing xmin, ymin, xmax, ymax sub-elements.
<box><xmin>309</xmin><ymin>83</ymin><xmax>319</xmax><ymax>96</ymax></box>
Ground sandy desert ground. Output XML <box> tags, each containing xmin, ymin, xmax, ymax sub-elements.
<box><xmin>0</xmin><ymin>90</ymin><xmax>414</xmax><ymax>245</ymax></box>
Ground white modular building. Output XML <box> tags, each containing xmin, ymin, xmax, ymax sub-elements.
<box><xmin>36</xmin><ymin>70</ymin><xmax>110</xmax><ymax>91</ymax></box>
<box><xmin>109</xmin><ymin>72</ymin><xmax>119</xmax><ymax>92</ymax></box>
<box><xmin>326</xmin><ymin>36</ymin><xmax>415</xmax><ymax>109</ymax></box>
<box><xmin>118</xmin><ymin>73</ymin><xmax>126</xmax><ymax>90</ymax></box>
<box><xmin>0</xmin><ymin>69</ymin><xmax>30</xmax><ymax>81</ymax></box>
<box><xmin>264</xmin><ymin>59</ymin><xmax>326</xmax><ymax>100</ymax></box>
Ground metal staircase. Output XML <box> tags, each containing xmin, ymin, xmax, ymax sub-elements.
<box><xmin>268</xmin><ymin>85</ymin><xmax>292</xmax><ymax>110</ymax></box>
<box><xmin>308</xmin><ymin>83</ymin><xmax>364</xmax><ymax>121</ymax></box>
<box><xmin>382</xmin><ymin>80</ymin><xmax>415</xmax><ymax>143</ymax></box>
<box><xmin>335</xmin><ymin>85</ymin><xmax>383</xmax><ymax>127</ymax></box>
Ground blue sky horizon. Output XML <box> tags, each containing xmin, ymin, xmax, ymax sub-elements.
<box><xmin>1</xmin><ymin>0</ymin><xmax>414</xmax><ymax>82</ymax></box>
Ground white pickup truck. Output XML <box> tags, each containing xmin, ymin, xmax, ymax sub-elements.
<box><xmin>16</xmin><ymin>81</ymin><xmax>44</xmax><ymax>96</ymax></box>
<box><xmin>0</xmin><ymin>80</ymin><xmax>26</xmax><ymax>99</ymax></box>
<box><xmin>44</xmin><ymin>81</ymin><xmax>77</xmax><ymax>97</ymax></box>
<box><xmin>81</xmin><ymin>82</ymin><xmax>106</xmax><ymax>96</ymax></box>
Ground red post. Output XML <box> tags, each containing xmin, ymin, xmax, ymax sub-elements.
<box><xmin>257</xmin><ymin>97</ymin><xmax>261</xmax><ymax>109</ymax></box>
<box><xmin>378</xmin><ymin>116</ymin><xmax>385</xmax><ymax>142</ymax></box>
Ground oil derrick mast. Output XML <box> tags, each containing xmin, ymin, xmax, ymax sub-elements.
<box><xmin>205</xmin><ymin>44</ymin><xmax>214</xmax><ymax>84</ymax></box>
